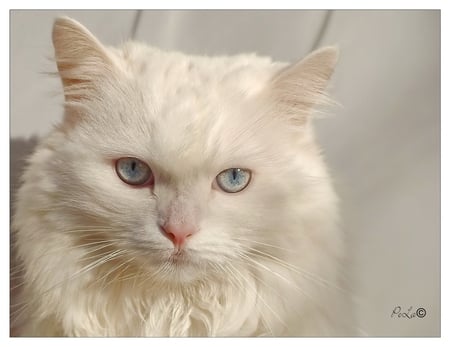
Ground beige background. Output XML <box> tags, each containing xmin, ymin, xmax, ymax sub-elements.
<box><xmin>10</xmin><ymin>10</ymin><xmax>440</xmax><ymax>336</ymax></box>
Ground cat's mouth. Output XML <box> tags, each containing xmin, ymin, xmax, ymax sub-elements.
<box><xmin>132</xmin><ymin>242</ymin><xmax>211</xmax><ymax>279</ymax></box>
<box><xmin>168</xmin><ymin>249</ymin><xmax>189</xmax><ymax>264</ymax></box>
<box><xmin>157</xmin><ymin>249</ymin><xmax>210</xmax><ymax>283</ymax></box>
<box><xmin>158</xmin><ymin>248</ymin><xmax>198</xmax><ymax>270</ymax></box>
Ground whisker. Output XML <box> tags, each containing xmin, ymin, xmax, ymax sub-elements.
<box><xmin>238</xmin><ymin>251</ymin><xmax>314</xmax><ymax>302</ymax></box>
<box><xmin>111</xmin><ymin>257</ymin><xmax>136</xmax><ymax>283</ymax></box>
<box><xmin>9</xmin><ymin>263</ymin><xmax>25</xmax><ymax>274</ymax></box>
<box><xmin>246</xmin><ymin>247</ymin><xmax>349</xmax><ymax>294</ymax></box>
<box><xmin>115</xmin><ymin>261</ymin><xmax>147</xmax><ymax>283</ymax></box>
<box><xmin>221</xmin><ymin>262</ymin><xmax>274</xmax><ymax>337</ymax></box>
<box><xmin>61</xmin><ymin>226</ymin><xmax>116</xmax><ymax>232</ymax></box>
<box><xmin>237</xmin><ymin>251</ymin><xmax>335</xmax><ymax>322</ymax></box>
<box><xmin>232</xmin><ymin>237</ymin><xmax>297</xmax><ymax>253</ymax></box>
<box><xmin>10</xmin><ymin>281</ymin><xmax>26</xmax><ymax>292</ymax></box>
<box><xmin>226</xmin><ymin>261</ymin><xmax>287</xmax><ymax>333</ymax></box>
<box><xmin>10</xmin><ymin>248</ymin><xmax>128</xmax><ymax>326</ymax></box>
<box><xmin>97</xmin><ymin>255</ymin><xmax>137</xmax><ymax>290</ymax></box>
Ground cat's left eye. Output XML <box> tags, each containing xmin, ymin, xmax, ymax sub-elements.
<box><xmin>216</xmin><ymin>168</ymin><xmax>251</xmax><ymax>193</ymax></box>
<box><xmin>115</xmin><ymin>157</ymin><xmax>154</xmax><ymax>186</ymax></box>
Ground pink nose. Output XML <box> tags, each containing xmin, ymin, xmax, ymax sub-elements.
<box><xmin>160</xmin><ymin>223</ymin><xmax>196</xmax><ymax>248</ymax></box>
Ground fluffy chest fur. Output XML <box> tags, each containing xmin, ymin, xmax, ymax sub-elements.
<box><xmin>12</xmin><ymin>17</ymin><xmax>350</xmax><ymax>337</ymax></box>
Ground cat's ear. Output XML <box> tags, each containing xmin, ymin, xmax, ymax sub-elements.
<box><xmin>52</xmin><ymin>17</ymin><xmax>114</xmax><ymax>101</ymax></box>
<box><xmin>270</xmin><ymin>46</ymin><xmax>338</xmax><ymax>125</ymax></box>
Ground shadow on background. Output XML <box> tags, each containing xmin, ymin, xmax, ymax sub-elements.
<box><xmin>10</xmin><ymin>137</ymin><xmax>39</xmax><ymax>202</ymax></box>
<box><xmin>10</xmin><ymin>137</ymin><xmax>39</xmax><ymax>336</ymax></box>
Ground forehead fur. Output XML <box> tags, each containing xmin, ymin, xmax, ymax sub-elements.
<box><xmin>118</xmin><ymin>42</ymin><xmax>281</xmax><ymax>98</ymax></box>
<box><xmin>76</xmin><ymin>43</ymin><xmax>287</xmax><ymax>178</ymax></box>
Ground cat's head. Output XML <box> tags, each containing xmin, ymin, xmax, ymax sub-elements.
<box><xmin>46</xmin><ymin>17</ymin><xmax>339</xmax><ymax>284</ymax></box>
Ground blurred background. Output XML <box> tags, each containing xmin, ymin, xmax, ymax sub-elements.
<box><xmin>10</xmin><ymin>10</ymin><xmax>440</xmax><ymax>336</ymax></box>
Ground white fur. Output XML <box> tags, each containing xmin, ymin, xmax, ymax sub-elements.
<box><xmin>12</xmin><ymin>17</ymin><xmax>351</xmax><ymax>336</ymax></box>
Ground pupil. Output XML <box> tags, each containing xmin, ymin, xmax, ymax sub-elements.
<box><xmin>131</xmin><ymin>161</ymin><xmax>137</xmax><ymax>171</ymax></box>
<box><xmin>232</xmin><ymin>169</ymin><xmax>237</xmax><ymax>181</ymax></box>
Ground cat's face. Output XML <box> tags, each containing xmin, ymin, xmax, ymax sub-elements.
<box><xmin>48</xmin><ymin>17</ymin><xmax>338</xmax><ymax>284</ymax></box>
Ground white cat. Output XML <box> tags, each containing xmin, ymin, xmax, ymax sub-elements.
<box><xmin>12</xmin><ymin>17</ymin><xmax>351</xmax><ymax>336</ymax></box>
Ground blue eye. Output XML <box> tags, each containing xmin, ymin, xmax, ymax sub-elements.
<box><xmin>115</xmin><ymin>157</ymin><xmax>153</xmax><ymax>186</ymax></box>
<box><xmin>216</xmin><ymin>168</ymin><xmax>251</xmax><ymax>193</ymax></box>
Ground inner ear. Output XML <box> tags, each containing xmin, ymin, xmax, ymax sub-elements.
<box><xmin>52</xmin><ymin>17</ymin><xmax>115</xmax><ymax>100</ymax></box>
<box><xmin>270</xmin><ymin>46</ymin><xmax>339</xmax><ymax>125</ymax></box>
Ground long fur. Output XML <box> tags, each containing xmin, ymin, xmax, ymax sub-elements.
<box><xmin>12</xmin><ymin>17</ymin><xmax>352</xmax><ymax>336</ymax></box>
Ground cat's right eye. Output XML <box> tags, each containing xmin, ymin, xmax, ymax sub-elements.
<box><xmin>115</xmin><ymin>157</ymin><xmax>154</xmax><ymax>186</ymax></box>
